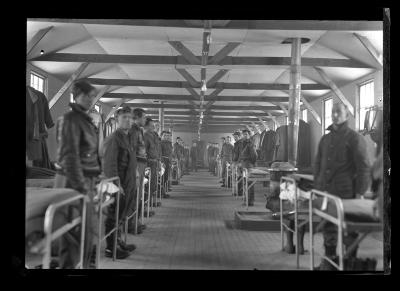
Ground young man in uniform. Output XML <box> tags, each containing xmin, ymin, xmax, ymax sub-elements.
<box><xmin>232</xmin><ymin>130</ymin><xmax>243</xmax><ymax>196</ymax></box>
<box><xmin>160</xmin><ymin>131</ymin><xmax>172</xmax><ymax>196</ymax></box>
<box><xmin>220</xmin><ymin>136</ymin><xmax>234</xmax><ymax>187</ymax></box>
<box><xmin>314</xmin><ymin>103</ymin><xmax>371</xmax><ymax>270</ymax></box>
<box><xmin>238</xmin><ymin>129</ymin><xmax>257</xmax><ymax>205</ymax></box>
<box><xmin>102</xmin><ymin>106</ymin><xmax>137</xmax><ymax>259</ymax></box>
<box><xmin>128</xmin><ymin>108</ymin><xmax>147</xmax><ymax>234</ymax></box>
<box><xmin>144</xmin><ymin>117</ymin><xmax>161</xmax><ymax>210</ymax></box>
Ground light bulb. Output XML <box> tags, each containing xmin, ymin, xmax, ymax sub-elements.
<box><xmin>40</xmin><ymin>50</ymin><xmax>44</xmax><ymax>55</ymax></box>
<box><xmin>201</xmin><ymin>83</ymin><xmax>207</xmax><ymax>92</ymax></box>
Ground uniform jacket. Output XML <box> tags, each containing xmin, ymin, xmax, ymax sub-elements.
<box><xmin>144</xmin><ymin>130</ymin><xmax>161</xmax><ymax>160</ymax></box>
<box><xmin>274</xmin><ymin>125</ymin><xmax>288</xmax><ymax>161</ymax></box>
<box><xmin>161</xmin><ymin>140</ymin><xmax>173</xmax><ymax>160</ymax></box>
<box><xmin>173</xmin><ymin>142</ymin><xmax>184</xmax><ymax>160</ymax></box>
<box><xmin>102</xmin><ymin>128</ymin><xmax>137</xmax><ymax>217</ymax></box>
<box><xmin>239</xmin><ymin>139</ymin><xmax>257</xmax><ymax>165</ymax></box>
<box><xmin>56</xmin><ymin>103</ymin><xmax>101</xmax><ymax>193</ymax></box>
<box><xmin>190</xmin><ymin>146</ymin><xmax>198</xmax><ymax>160</ymax></box>
<box><xmin>221</xmin><ymin>143</ymin><xmax>234</xmax><ymax>159</ymax></box>
<box><xmin>233</xmin><ymin>139</ymin><xmax>243</xmax><ymax>162</ymax></box>
<box><xmin>129</xmin><ymin>123</ymin><xmax>147</xmax><ymax>163</ymax></box>
<box><xmin>314</xmin><ymin>121</ymin><xmax>371</xmax><ymax>199</ymax></box>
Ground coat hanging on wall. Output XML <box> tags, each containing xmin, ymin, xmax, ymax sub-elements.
<box><xmin>26</xmin><ymin>86</ymin><xmax>54</xmax><ymax>169</ymax></box>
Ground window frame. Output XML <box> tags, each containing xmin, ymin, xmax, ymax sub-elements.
<box><xmin>357</xmin><ymin>79</ymin><xmax>375</xmax><ymax>131</ymax></box>
<box><xmin>30</xmin><ymin>70</ymin><xmax>47</xmax><ymax>96</ymax></box>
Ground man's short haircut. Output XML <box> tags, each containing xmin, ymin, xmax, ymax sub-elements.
<box><xmin>132</xmin><ymin>108</ymin><xmax>146</xmax><ymax>119</ymax></box>
<box><xmin>221</xmin><ymin>137</ymin><xmax>226</xmax><ymax>140</ymax></box>
<box><xmin>333</xmin><ymin>102</ymin><xmax>349</xmax><ymax>112</ymax></box>
<box><xmin>176</xmin><ymin>137</ymin><xmax>181</xmax><ymax>140</ymax></box>
<box><xmin>71</xmin><ymin>80</ymin><xmax>95</xmax><ymax>99</ymax></box>
<box><xmin>242</xmin><ymin>129</ymin><xmax>250</xmax><ymax>134</ymax></box>
<box><xmin>161</xmin><ymin>130</ymin><xmax>171</xmax><ymax>136</ymax></box>
<box><xmin>145</xmin><ymin>117</ymin><xmax>154</xmax><ymax>126</ymax></box>
<box><xmin>233</xmin><ymin>131</ymin><xmax>240</xmax><ymax>136</ymax></box>
<box><xmin>115</xmin><ymin>106</ymin><xmax>132</xmax><ymax>118</ymax></box>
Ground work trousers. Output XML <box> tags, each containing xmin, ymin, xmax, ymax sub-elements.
<box><xmin>323</xmin><ymin>222</ymin><xmax>359</xmax><ymax>258</ymax></box>
<box><xmin>162</xmin><ymin>158</ymin><xmax>171</xmax><ymax>191</ymax></box>
<box><xmin>191</xmin><ymin>158</ymin><xmax>198</xmax><ymax>172</ymax></box>
<box><xmin>105</xmin><ymin>192</ymin><xmax>126</xmax><ymax>250</ymax></box>
<box><xmin>128</xmin><ymin>162</ymin><xmax>146</xmax><ymax>231</ymax></box>
<box><xmin>239</xmin><ymin>161</ymin><xmax>255</xmax><ymax>204</ymax></box>
<box><xmin>147</xmin><ymin>160</ymin><xmax>158</xmax><ymax>200</ymax></box>
<box><xmin>221</xmin><ymin>157</ymin><xmax>231</xmax><ymax>184</ymax></box>
<box><xmin>57</xmin><ymin>175</ymin><xmax>98</xmax><ymax>269</ymax></box>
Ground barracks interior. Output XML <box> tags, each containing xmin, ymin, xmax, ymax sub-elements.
<box><xmin>25</xmin><ymin>18</ymin><xmax>389</xmax><ymax>271</ymax></box>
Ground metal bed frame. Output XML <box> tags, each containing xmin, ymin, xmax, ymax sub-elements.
<box><xmin>95</xmin><ymin>176</ymin><xmax>121</xmax><ymax>269</ymax></box>
<box><xmin>232</xmin><ymin>164</ymin><xmax>244</xmax><ymax>199</ymax></box>
<box><xmin>309</xmin><ymin>189</ymin><xmax>383</xmax><ymax>270</ymax></box>
<box><xmin>242</xmin><ymin>168</ymin><xmax>270</xmax><ymax>210</ymax></box>
<box><xmin>225</xmin><ymin>162</ymin><xmax>231</xmax><ymax>189</ymax></box>
<box><xmin>42</xmin><ymin>194</ymin><xmax>87</xmax><ymax>269</ymax></box>
<box><xmin>124</xmin><ymin>173</ymin><xmax>141</xmax><ymax>238</ymax></box>
<box><xmin>279</xmin><ymin>176</ymin><xmax>310</xmax><ymax>269</ymax></box>
<box><xmin>141</xmin><ymin>167</ymin><xmax>152</xmax><ymax>222</ymax></box>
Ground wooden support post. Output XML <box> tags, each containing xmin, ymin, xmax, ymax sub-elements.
<box><xmin>105</xmin><ymin>99</ymin><xmax>126</xmax><ymax>122</ymax></box>
<box><xmin>288</xmin><ymin>38</ymin><xmax>302</xmax><ymax>166</ymax></box>
<box><xmin>27</xmin><ymin>26</ymin><xmax>53</xmax><ymax>57</ymax></box>
<box><xmin>314</xmin><ymin>67</ymin><xmax>355</xmax><ymax>116</ymax></box>
<box><xmin>159</xmin><ymin>102</ymin><xmax>165</xmax><ymax>131</ymax></box>
<box><xmin>89</xmin><ymin>85</ymin><xmax>111</xmax><ymax>110</ymax></box>
<box><xmin>49</xmin><ymin>62</ymin><xmax>89</xmax><ymax>109</ymax></box>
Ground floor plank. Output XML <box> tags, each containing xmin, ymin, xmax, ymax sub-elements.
<box><xmin>100</xmin><ymin>169</ymin><xmax>383</xmax><ymax>270</ymax></box>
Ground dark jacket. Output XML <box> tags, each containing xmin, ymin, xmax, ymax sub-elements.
<box><xmin>233</xmin><ymin>139</ymin><xmax>243</xmax><ymax>162</ymax></box>
<box><xmin>56</xmin><ymin>103</ymin><xmax>101</xmax><ymax>193</ymax></box>
<box><xmin>212</xmin><ymin>147</ymin><xmax>219</xmax><ymax>158</ymax></box>
<box><xmin>161</xmin><ymin>140</ymin><xmax>173</xmax><ymax>160</ymax></box>
<box><xmin>102</xmin><ymin>128</ymin><xmax>137</xmax><ymax>217</ymax></box>
<box><xmin>173</xmin><ymin>142</ymin><xmax>184</xmax><ymax>160</ymax></box>
<box><xmin>274</xmin><ymin>125</ymin><xmax>288</xmax><ymax>161</ymax></box>
<box><xmin>144</xmin><ymin>130</ymin><xmax>161</xmax><ymax>160</ymax></box>
<box><xmin>129</xmin><ymin>123</ymin><xmax>147</xmax><ymax>163</ymax></box>
<box><xmin>221</xmin><ymin>143</ymin><xmax>234</xmax><ymax>159</ymax></box>
<box><xmin>239</xmin><ymin>139</ymin><xmax>257</xmax><ymax>165</ymax></box>
<box><xmin>190</xmin><ymin>146</ymin><xmax>198</xmax><ymax>160</ymax></box>
<box><xmin>314</xmin><ymin>121</ymin><xmax>371</xmax><ymax>199</ymax></box>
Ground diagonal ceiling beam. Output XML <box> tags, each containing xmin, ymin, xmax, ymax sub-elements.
<box><xmin>27</xmin><ymin>26</ymin><xmax>53</xmax><ymax>57</ymax></box>
<box><xmin>209</xmin><ymin>42</ymin><xmax>241</xmax><ymax>65</ymax></box>
<box><xmin>89</xmin><ymin>85</ymin><xmax>111</xmax><ymax>110</ymax></box>
<box><xmin>206</xmin><ymin>70</ymin><xmax>229</xmax><ymax>87</ymax></box>
<box><xmin>105</xmin><ymin>99</ymin><xmax>127</xmax><ymax>122</ymax></box>
<box><xmin>353</xmin><ymin>33</ymin><xmax>383</xmax><ymax>69</ymax></box>
<box><xmin>314</xmin><ymin>67</ymin><xmax>355</xmax><ymax>116</ymax></box>
<box><xmin>271</xmin><ymin>102</ymin><xmax>288</xmax><ymax>115</ymax></box>
<box><xmin>49</xmin><ymin>62</ymin><xmax>89</xmax><ymax>109</ymax></box>
<box><xmin>204</xmin><ymin>88</ymin><xmax>224</xmax><ymax>109</ymax></box>
<box><xmin>168</xmin><ymin>41</ymin><xmax>201</xmax><ymax>65</ymax></box>
<box><xmin>176</xmin><ymin>68</ymin><xmax>200</xmax><ymax>87</ymax></box>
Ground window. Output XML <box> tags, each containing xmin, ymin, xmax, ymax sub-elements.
<box><xmin>70</xmin><ymin>93</ymin><xmax>75</xmax><ymax>103</ymax></box>
<box><xmin>30</xmin><ymin>71</ymin><xmax>46</xmax><ymax>94</ymax></box>
<box><xmin>359</xmin><ymin>80</ymin><xmax>375</xmax><ymax>130</ymax></box>
<box><xmin>323</xmin><ymin>97</ymin><xmax>333</xmax><ymax>135</ymax></box>
<box><xmin>286</xmin><ymin>116</ymin><xmax>289</xmax><ymax>125</ymax></box>
<box><xmin>301</xmin><ymin>109</ymin><xmax>308</xmax><ymax>123</ymax></box>
<box><xmin>95</xmin><ymin>104</ymin><xmax>100</xmax><ymax>113</ymax></box>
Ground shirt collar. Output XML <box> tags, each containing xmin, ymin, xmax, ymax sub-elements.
<box><xmin>327</xmin><ymin>120</ymin><xmax>349</xmax><ymax>133</ymax></box>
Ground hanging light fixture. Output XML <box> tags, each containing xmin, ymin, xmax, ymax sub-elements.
<box><xmin>201</xmin><ymin>81</ymin><xmax>207</xmax><ymax>92</ymax></box>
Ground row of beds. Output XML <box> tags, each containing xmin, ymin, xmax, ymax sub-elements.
<box><xmin>26</xmin><ymin>165</ymin><xmax>168</xmax><ymax>269</ymax></box>
<box><xmin>222</xmin><ymin>161</ymin><xmax>382</xmax><ymax>270</ymax></box>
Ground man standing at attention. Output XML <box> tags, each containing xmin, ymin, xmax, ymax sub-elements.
<box><xmin>220</xmin><ymin>136</ymin><xmax>234</xmax><ymax>187</ymax></box>
<box><xmin>144</xmin><ymin>117</ymin><xmax>161</xmax><ymax>209</ymax></box>
<box><xmin>314</xmin><ymin>102</ymin><xmax>370</xmax><ymax>270</ymax></box>
<box><xmin>128</xmin><ymin>108</ymin><xmax>147</xmax><ymax>234</ymax></box>
<box><xmin>103</xmin><ymin>106</ymin><xmax>137</xmax><ymax>259</ymax></box>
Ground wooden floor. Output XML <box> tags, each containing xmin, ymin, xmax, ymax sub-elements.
<box><xmin>101</xmin><ymin>169</ymin><xmax>383</xmax><ymax>270</ymax></box>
